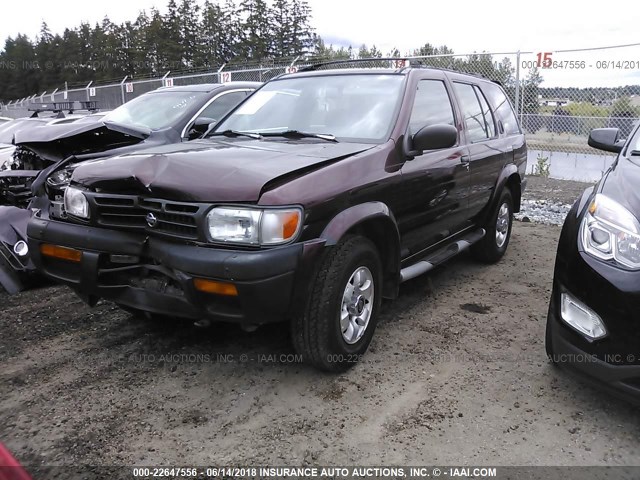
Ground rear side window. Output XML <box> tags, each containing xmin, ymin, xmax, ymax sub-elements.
<box><xmin>453</xmin><ymin>82</ymin><xmax>495</xmax><ymax>143</ymax></box>
<box><xmin>474</xmin><ymin>86</ymin><xmax>496</xmax><ymax>138</ymax></box>
<box><xmin>482</xmin><ymin>83</ymin><xmax>521</xmax><ymax>135</ymax></box>
<box><xmin>409</xmin><ymin>80</ymin><xmax>456</xmax><ymax>134</ymax></box>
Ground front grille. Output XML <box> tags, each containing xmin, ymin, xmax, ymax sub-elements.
<box><xmin>87</xmin><ymin>193</ymin><xmax>206</xmax><ymax>240</ymax></box>
<box><xmin>0</xmin><ymin>175</ymin><xmax>34</xmax><ymax>208</ymax></box>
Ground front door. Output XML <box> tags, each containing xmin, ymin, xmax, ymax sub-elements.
<box><xmin>397</xmin><ymin>78</ymin><xmax>471</xmax><ymax>260</ymax></box>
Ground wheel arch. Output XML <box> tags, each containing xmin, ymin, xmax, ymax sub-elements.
<box><xmin>320</xmin><ymin>202</ymin><xmax>401</xmax><ymax>299</ymax></box>
<box><xmin>488</xmin><ymin>165</ymin><xmax>522</xmax><ymax>218</ymax></box>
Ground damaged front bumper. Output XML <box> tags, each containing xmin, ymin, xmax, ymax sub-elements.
<box><xmin>0</xmin><ymin>206</ymin><xmax>35</xmax><ymax>294</ymax></box>
<box><xmin>27</xmin><ymin>215</ymin><xmax>324</xmax><ymax>325</ymax></box>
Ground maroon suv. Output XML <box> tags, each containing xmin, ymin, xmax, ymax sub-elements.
<box><xmin>27</xmin><ymin>61</ymin><xmax>527</xmax><ymax>371</ymax></box>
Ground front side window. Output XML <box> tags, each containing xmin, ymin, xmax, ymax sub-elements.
<box><xmin>408</xmin><ymin>80</ymin><xmax>456</xmax><ymax>134</ymax></box>
<box><xmin>215</xmin><ymin>74</ymin><xmax>405</xmax><ymax>143</ymax></box>
<box><xmin>454</xmin><ymin>82</ymin><xmax>494</xmax><ymax>143</ymax></box>
<box><xmin>197</xmin><ymin>91</ymin><xmax>249</xmax><ymax>123</ymax></box>
<box><xmin>104</xmin><ymin>90</ymin><xmax>207</xmax><ymax>131</ymax></box>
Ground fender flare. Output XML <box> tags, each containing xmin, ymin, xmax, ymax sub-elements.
<box><xmin>486</xmin><ymin>164</ymin><xmax>521</xmax><ymax>219</ymax></box>
<box><xmin>320</xmin><ymin>201</ymin><xmax>401</xmax><ymax>298</ymax></box>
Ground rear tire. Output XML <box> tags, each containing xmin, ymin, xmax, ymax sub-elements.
<box><xmin>291</xmin><ymin>235</ymin><xmax>382</xmax><ymax>372</ymax></box>
<box><xmin>471</xmin><ymin>188</ymin><xmax>513</xmax><ymax>264</ymax></box>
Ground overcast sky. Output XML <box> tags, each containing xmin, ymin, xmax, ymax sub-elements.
<box><xmin>2</xmin><ymin>0</ymin><xmax>639</xmax><ymax>87</ymax></box>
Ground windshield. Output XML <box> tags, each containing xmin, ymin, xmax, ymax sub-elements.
<box><xmin>103</xmin><ymin>91</ymin><xmax>207</xmax><ymax>131</ymax></box>
<box><xmin>215</xmin><ymin>74</ymin><xmax>404</xmax><ymax>143</ymax></box>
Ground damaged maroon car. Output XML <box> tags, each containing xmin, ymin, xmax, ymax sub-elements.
<box><xmin>0</xmin><ymin>82</ymin><xmax>258</xmax><ymax>293</ymax></box>
<box><xmin>28</xmin><ymin>61</ymin><xmax>526</xmax><ymax>371</ymax></box>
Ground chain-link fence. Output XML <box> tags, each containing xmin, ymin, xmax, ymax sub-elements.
<box><xmin>2</xmin><ymin>44</ymin><xmax>639</xmax><ymax>184</ymax></box>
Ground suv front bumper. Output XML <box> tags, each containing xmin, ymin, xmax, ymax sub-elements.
<box><xmin>28</xmin><ymin>216</ymin><xmax>324</xmax><ymax>325</ymax></box>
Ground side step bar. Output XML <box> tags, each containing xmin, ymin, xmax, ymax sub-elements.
<box><xmin>399</xmin><ymin>228</ymin><xmax>486</xmax><ymax>283</ymax></box>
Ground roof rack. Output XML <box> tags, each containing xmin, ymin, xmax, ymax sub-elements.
<box><xmin>28</xmin><ymin>101</ymin><xmax>100</xmax><ymax>118</ymax></box>
<box><xmin>295</xmin><ymin>57</ymin><xmax>498</xmax><ymax>83</ymax></box>
<box><xmin>298</xmin><ymin>57</ymin><xmax>423</xmax><ymax>72</ymax></box>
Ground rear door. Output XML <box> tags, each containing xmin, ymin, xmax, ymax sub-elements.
<box><xmin>452</xmin><ymin>81</ymin><xmax>505</xmax><ymax>220</ymax></box>
<box><xmin>398</xmin><ymin>76</ymin><xmax>470</xmax><ymax>259</ymax></box>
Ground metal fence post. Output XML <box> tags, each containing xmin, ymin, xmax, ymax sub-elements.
<box><xmin>514</xmin><ymin>51</ymin><xmax>521</xmax><ymax>117</ymax></box>
<box><xmin>120</xmin><ymin>76</ymin><xmax>129</xmax><ymax>105</ymax></box>
<box><xmin>85</xmin><ymin>81</ymin><xmax>93</xmax><ymax>102</ymax></box>
<box><xmin>217</xmin><ymin>63</ymin><xmax>227</xmax><ymax>83</ymax></box>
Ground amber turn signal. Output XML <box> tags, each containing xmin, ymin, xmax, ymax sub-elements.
<box><xmin>40</xmin><ymin>244</ymin><xmax>83</xmax><ymax>263</ymax></box>
<box><xmin>193</xmin><ymin>278</ymin><xmax>238</xmax><ymax>296</ymax></box>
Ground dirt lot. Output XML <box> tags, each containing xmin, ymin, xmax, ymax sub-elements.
<box><xmin>2</xmin><ymin>215</ymin><xmax>640</xmax><ymax>476</ymax></box>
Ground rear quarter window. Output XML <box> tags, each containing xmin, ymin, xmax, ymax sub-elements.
<box><xmin>482</xmin><ymin>83</ymin><xmax>521</xmax><ymax>135</ymax></box>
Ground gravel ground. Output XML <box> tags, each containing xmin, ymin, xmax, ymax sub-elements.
<box><xmin>516</xmin><ymin>176</ymin><xmax>595</xmax><ymax>225</ymax></box>
<box><xmin>2</xmin><ymin>217</ymin><xmax>640</xmax><ymax>476</ymax></box>
<box><xmin>0</xmin><ymin>215</ymin><xmax>640</xmax><ymax>472</ymax></box>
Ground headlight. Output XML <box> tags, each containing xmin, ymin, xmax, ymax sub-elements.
<box><xmin>47</xmin><ymin>167</ymin><xmax>75</xmax><ymax>189</ymax></box>
<box><xmin>64</xmin><ymin>186</ymin><xmax>90</xmax><ymax>219</ymax></box>
<box><xmin>206</xmin><ymin>207</ymin><xmax>302</xmax><ymax>246</ymax></box>
<box><xmin>580</xmin><ymin>193</ymin><xmax>640</xmax><ymax>270</ymax></box>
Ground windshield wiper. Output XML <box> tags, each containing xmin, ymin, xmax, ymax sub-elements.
<box><xmin>261</xmin><ymin>130</ymin><xmax>338</xmax><ymax>142</ymax></box>
<box><xmin>207</xmin><ymin>129</ymin><xmax>262</xmax><ymax>140</ymax></box>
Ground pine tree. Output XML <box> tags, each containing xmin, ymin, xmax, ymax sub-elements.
<box><xmin>270</xmin><ymin>0</ymin><xmax>293</xmax><ymax>58</ymax></box>
<box><xmin>238</xmin><ymin>0</ymin><xmax>272</xmax><ymax>61</ymax></box>
<box><xmin>288</xmin><ymin>0</ymin><xmax>314</xmax><ymax>57</ymax></box>
<box><xmin>178</xmin><ymin>0</ymin><xmax>200</xmax><ymax>68</ymax></box>
<box><xmin>162</xmin><ymin>0</ymin><xmax>183</xmax><ymax>69</ymax></box>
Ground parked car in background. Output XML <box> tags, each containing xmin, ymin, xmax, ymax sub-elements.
<box><xmin>3</xmin><ymin>82</ymin><xmax>260</xmax><ymax>208</ymax></box>
<box><xmin>28</xmin><ymin>60</ymin><xmax>526</xmax><ymax>371</ymax></box>
<box><xmin>0</xmin><ymin>116</ymin><xmax>91</xmax><ymax>186</ymax></box>
<box><xmin>0</xmin><ymin>82</ymin><xmax>259</xmax><ymax>294</ymax></box>
<box><xmin>546</xmin><ymin>125</ymin><xmax>640</xmax><ymax>404</ymax></box>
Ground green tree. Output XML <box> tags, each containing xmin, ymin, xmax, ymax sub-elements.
<box><xmin>161</xmin><ymin>0</ymin><xmax>183</xmax><ymax>69</ymax></box>
<box><xmin>287</xmin><ymin>0</ymin><xmax>314</xmax><ymax>57</ymax></box>
<box><xmin>178</xmin><ymin>0</ymin><xmax>200</xmax><ymax>68</ymax></box>
<box><xmin>238</xmin><ymin>0</ymin><xmax>272</xmax><ymax>61</ymax></box>
<box><xmin>521</xmin><ymin>64</ymin><xmax>543</xmax><ymax>114</ymax></box>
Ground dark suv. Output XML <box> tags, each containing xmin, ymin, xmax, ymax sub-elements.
<box><xmin>27</xmin><ymin>61</ymin><xmax>527</xmax><ymax>371</ymax></box>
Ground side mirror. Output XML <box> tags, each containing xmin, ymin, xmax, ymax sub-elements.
<box><xmin>588</xmin><ymin>128</ymin><xmax>623</xmax><ymax>153</ymax></box>
<box><xmin>187</xmin><ymin>117</ymin><xmax>216</xmax><ymax>140</ymax></box>
<box><xmin>411</xmin><ymin>124</ymin><xmax>458</xmax><ymax>155</ymax></box>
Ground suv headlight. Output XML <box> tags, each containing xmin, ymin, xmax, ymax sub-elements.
<box><xmin>47</xmin><ymin>167</ymin><xmax>75</xmax><ymax>189</ymax></box>
<box><xmin>64</xmin><ymin>186</ymin><xmax>90</xmax><ymax>219</ymax></box>
<box><xmin>580</xmin><ymin>193</ymin><xmax>640</xmax><ymax>270</ymax></box>
<box><xmin>206</xmin><ymin>207</ymin><xmax>302</xmax><ymax>246</ymax></box>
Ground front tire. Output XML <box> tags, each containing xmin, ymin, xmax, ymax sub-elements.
<box><xmin>291</xmin><ymin>235</ymin><xmax>382</xmax><ymax>372</ymax></box>
<box><xmin>471</xmin><ymin>188</ymin><xmax>513</xmax><ymax>264</ymax></box>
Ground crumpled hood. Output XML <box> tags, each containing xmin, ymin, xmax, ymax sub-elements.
<box><xmin>72</xmin><ymin>139</ymin><xmax>373</xmax><ymax>202</ymax></box>
<box><xmin>12</xmin><ymin>121</ymin><xmax>148</xmax><ymax>163</ymax></box>
<box><xmin>13</xmin><ymin>121</ymin><xmax>148</xmax><ymax>144</ymax></box>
